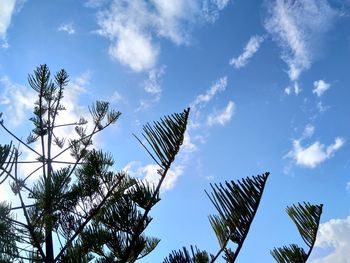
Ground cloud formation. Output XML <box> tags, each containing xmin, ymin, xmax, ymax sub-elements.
<box><xmin>0</xmin><ymin>0</ymin><xmax>16</xmax><ymax>48</ymax></box>
<box><xmin>189</xmin><ymin>76</ymin><xmax>228</xmax><ymax>129</ymax></box>
<box><xmin>287</xmin><ymin>133</ymin><xmax>345</xmax><ymax>168</ymax></box>
<box><xmin>311</xmin><ymin>216</ymin><xmax>350</xmax><ymax>263</ymax></box>
<box><xmin>0</xmin><ymin>76</ymin><xmax>36</xmax><ymax>126</ymax></box>
<box><xmin>265</xmin><ymin>0</ymin><xmax>337</xmax><ymax>81</ymax></box>
<box><xmin>207</xmin><ymin>100</ymin><xmax>235</xmax><ymax>126</ymax></box>
<box><xmin>202</xmin><ymin>0</ymin><xmax>231</xmax><ymax>23</ymax></box>
<box><xmin>191</xmin><ymin>76</ymin><xmax>228</xmax><ymax>110</ymax></box>
<box><xmin>95</xmin><ymin>0</ymin><xmax>230</xmax><ymax>71</ymax></box>
<box><xmin>136</xmin><ymin>66</ymin><xmax>165</xmax><ymax>111</ymax></box>
<box><xmin>229</xmin><ymin>35</ymin><xmax>264</xmax><ymax>69</ymax></box>
<box><xmin>284</xmin><ymin>82</ymin><xmax>301</xmax><ymax>95</ymax></box>
<box><xmin>313</xmin><ymin>80</ymin><xmax>330</xmax><ymax>97</ymax></box>
<box><xmin>58</xmin><ymin>23</ymin><xmax>75</xmax><ymax>34</ymax></box>
<box><xmin>124</xmin><ymin>162</ymin><xmax>184</xmax><ymax>192</ymax></box>
<box><xmin>144</xmin><ymin>66</ymin><xmax>165</xmax><ymax>95</ymax></box>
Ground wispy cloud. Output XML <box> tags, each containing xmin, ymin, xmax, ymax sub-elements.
<box><xmin>58</xmin><ymin>23</ymin><xmax>75</xmax><ymax>34</ymax></box>
<box><xmin>0</xmin><ymin>0</ymin><xmax>16</xmax><ymax>48</ymax></box>
<box><xmin>207</xmin><ymin>100</ymin><xmax>235</xmax><ymax>126</ymax></box>
<box><xmin>123</xmin><ymin>162</ymin><xmax>185</xmax><ymax>192</ymax></box>
<box><xmin>0</xmin><ymin>76</ymin><xmax>36</xmax><ymax>126</ymax></box>
<box><xmin>346</xmin><ymin>182</ymin><xmax>350</xmax><ymax>192</ymax></box>
<box><xmin>302</xmin><ymin>124</ymin><xmax>315</xmax><ymax>139</ymax></box>
<box><xmin>286</xmin><ymin>125</ymin><xmax>345</xmax><ymax>168</ymax></box>
<box><xmin>202</xmin><ymin>0</ymin><xmax>232</xmax><ymax>23</ymax></box>
<box><xmin>144</xmin><ymin>66</ymin><xmax>165</xmax><ymax>95</ymax></box>
<box><xmin>265</xmin><ymin>0</ymin><xmax>337</xmax><ymax>82</ymax></box>
<box><xmin>191</xmin><ymin>76</ymin><xmax>227</xmax><ymax>110</ymax></box>
<box><xmin>110</xmin><ymin>91</ymin><xmax>123</xmax><ymax>103</ymax></box>
<box><xmin>317</xmin><ymin>101</ymin><xmax>330</xmax><ymax>113</ymax></box>
<box><xmin>284</xmin><ymin>82</ymin><xmax>301</xmax><ymax>95</ymax></box>
<box><xmin>85</xmin><ymin>0</ymin><xmax>109</xmax><ymax>8</ymax></box>
<box><xmin>136</xmin><ymin>66</ymin><xmax>165</xmax><ymax>111</ymax></box>
<box><xmin>95</xmin><ymin>0</ymin><xmax>230</xmax><ymax>71</ymax></box>
<box><xmin>229</xmin><ymin>35</ymin><xmax>264</xmax><ymax>69</ymax></box>
<box><xmin>189</xmin><ymin>76</ymin><xmax>228</xmax><ymax>129</ymax></box>
<box><xmin>313</xmin><ymin>80</ymin><xmax>330</xmax><ymax>97</ymax></box>
<box><xmin>310</xmin><ymin>216</ymin><xmax>350</xmax><ymax>263</ymax></box>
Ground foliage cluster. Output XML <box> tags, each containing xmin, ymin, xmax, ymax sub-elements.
<box><xmin>0</xmin><ymin>65</ymin><xmax>322</xmax><ymax>262</ymax></box>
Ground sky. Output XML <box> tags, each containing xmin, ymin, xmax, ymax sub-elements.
<box><xmin>1</xmin><ymin>0</ymin><xmax>350</xmax><ymax>262</ymax></box>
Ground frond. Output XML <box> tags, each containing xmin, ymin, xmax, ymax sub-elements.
<box><xmin>288</xmin><ymin>202</ymin><xmax>323</xmax><ymax>248</ymax></box>
<box><xmin>271</xmin><ymin>202</ymin><xmax>323</xmax><ymax>263</ymax></box>
<box><xmin>206</xmin><ymin>172</ymin><xmax>270</xmax><ymax>261</ymax></box>
<box><xmin>207</xmin><ymin>173</ymin><xmax>269</xmax><ymax>244</ymax></box>
<box><xmin>0</xmin><ymin>202</ymin><xmax>19</xmax><ymax>260</ymax></box>
<box><xmin>128</xmin><ymin>180</ymin><xmax>160</xmax><ymax>210</ymax></box>
<box><xmin>271</xmin><ymin>244</ymin><xmax>307</xmax><ymax>263</ymax></box>
<box><xmin>137</xmin><ymin>236</ymin><xmax>161</xmax><ymax>260</ymax></box>
<box><xmin>134</xmin><ymin>108</ymin><xmax>190</xmax><ymax>169</ymax></box>
<box><xmin>27</xmin><ymin>64</ymin><xmax>51</xmax><ymax>93</ymax></box>
<box><xmin>0</xmin><ymin>143</ymin><xmax>14</xmax><ymax>183</ymax></box>
<box><xmin>163</xmin><ymin>246</ymin><xmax>210</xmax><ymax>263</ymax></box>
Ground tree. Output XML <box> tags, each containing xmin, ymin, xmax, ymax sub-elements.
<box><xmin>0</xmin><ymin>65</ymin><xmax>323</xmax><ymax>263</ymax></box>
<box><xmin>0</xmin><ymin>64</ymin><xmax>189</xmax><ymax>262</ymax></box>
<box><xmin>163</xmin><ymin>178</ymin><xmax>323</xmax><ymax>263</ymax></box>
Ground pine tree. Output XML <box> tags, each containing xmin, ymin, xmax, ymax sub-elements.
<box><xmin>0</xmin><ymin>65</ymin><xmax>323</xmax><ymax>263</ymax></box>
<box><xmin>0</xmin><ymin>64</ymin><xmax>189</xmax><ymax>262</ymax></box>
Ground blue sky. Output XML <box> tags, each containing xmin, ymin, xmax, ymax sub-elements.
<box><xmin>1</xmin><ymin>0</ymin><xmax>350</xmax><ymax>262</ymax></box>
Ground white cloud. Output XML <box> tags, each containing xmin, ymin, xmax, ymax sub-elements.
<box><xmin>58</xmin><ymin>23</ymin><xmax>75</xmax><ymax>34</ymax></box>
<box><xmin>189</xmin><ymin>76</ymin><xmax>228</xmax><ymax>129</ymax></box>
<box><xmin>302</xmin><ymin>124</ymin><xmax>315</xmax><ymax>139</ymax></box>
<box><xmin>191</xmin><ymin>76</ymin><xmax>228</xmax><ymax>109</ymax></box>
<box><xmin>0</xmin><ymin>0</ymin><xmax>16</xmax><ymax>48</ymax></box>
<box><xmin>136</xmin><ymin>66</ymin><xmax>165</xmax><ymax>111</ymax></box>
<box><xmin>85</xmin><ymin>0</ymin><xmax>109</xmax><ymax>8</ymax></box>
<box><xmin>124</xmin><ymin>162</ymin><xmax>184</xmax><ymax>192</ymax></box>
<box><xmin>313</xmin><ymin>80</ymin><xmax>330</xmax><ymax>97</ymax></box>
<box><xmin>317</xmin><ymin>102</ymin><xmax>330</xmax><ymax>113</ymax></box>
<box><xmin>265</xmin><ymin>0</ymin><xmax>337</xmax><ymax>81</ymax></box>
<box><xmin>287</xmin><ymin>136</ymin><xmax>345</xmax><ymax>168</ymax></box>
<box><xmin>144</xmin><ymin>66</ymin><xmax>165</xmax><ymax>95</ymax></box>
<box><xmin>207</xmin><ymin>100</ymin><xmax>235</xmax><ymax>126</ymax></box>
<box><xmin>310</xmin><ymin>216</ymin><xmax>350</xmax><ymax>263</ymax></box>
<box><xmin>202</xmin><ymin>0</ymin><xmax>231</xmax><ymax>23</ymax></box>
<box><xmin>346</xmin><ymin>182</ymin><xmax>350</xmax><ymax>192</ymax></box>
<box><xmin>229</xmin><ymin>35</ymin><xmax>264</xmax><ymax>68</ymax></box>
<box><xmin>110</xmin><ymin>91</ymin><xmax>123</xmax><ymax>103</ymax></box>
<box><xmin>96</xmin><ymin>0</ymin><xmax>189</xmax><ymax>71</ymax></box>
<box><xmin>95</xmin><ymin>0</ymin><xmax>230</xmax><ymax>71</ymax></box>
<box><xmin>0</xmin><ymin>76</ymin><xmax>36</xmax><ymax>126</ymax></box>
<box><xmin>285</xmin><ymin>81</ymin><xmax>301</xmax><ymax>95</ymax></box>
<box><xmin>182</xmin><ymin>131</ymin><xmax>197</xmax><ymax>153</ymax></box>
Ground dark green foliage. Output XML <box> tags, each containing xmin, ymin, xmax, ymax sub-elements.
<box><xmin>134</xmin><ymin>108</ymin><xmax>190</xmax><ymax>169</ymax></box>
<box><xmin>0</xmin><ymin>64</ymin><xmax>324</xmax><ymax>262</ymax></box>
<box><xmin>271</xmin><ymin>202</ymin><xmax>323</xmax><ymax>263</ymax></box>
<box><xmin>0</xmin><ymin>202</ymin><xmax>18</xmax><ymax>262</ymax></box>
<box><xmin>164</xmin><ymin>246</ymin><xmax>210</xmax><ymax>263</ymax></box>
<box><xmin>0</xmin><ymin>65</ymin><xmax>189</xmax><ymax>262</ymax></box>
<box><xmin>164</xmin><ymin>172</ymin><xmax>270</xmax><ymax>263</ymax></box>
<box><xmin>0</xmin><ymin>143</ymin><xmax>15</xmax><ymax>184</ymax></box>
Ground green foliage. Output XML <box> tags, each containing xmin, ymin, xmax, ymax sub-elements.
<box><xmin>164</xmin><ymin>173</ymin><xmax>270</xmax><ymax>263</ymax></box>
<box><xmin>0</xmin><ymin>65</ymin><xmax>189</xmax><ymax>262</ymax></box>
<box><xmin>164</xmin><ymin>246</ymin><xmax>210</xmax><ymax>263</ymax></box>
<box><xmin>0</xmin><ymin>202</ymin><xmax>18</xmax><ymax>262</ymax></box>
<box><xmin>0</xmin><ymin>65</ymin><xmax>324</xmax><ymax>263</ymax></box>
<box><xmin>271</xmin><ymin>202</ymin><xmax>323</xmax><ymax>263</ymax></box>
